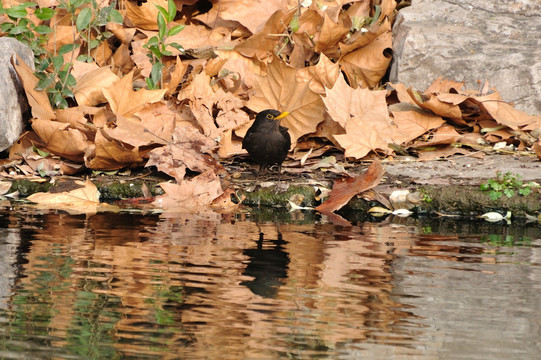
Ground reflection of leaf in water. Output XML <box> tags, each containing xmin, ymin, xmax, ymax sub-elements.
<box><xmin>481</xmin><ymin>234</ymin><xmax>531</xmax><ymax>248</ymax></box>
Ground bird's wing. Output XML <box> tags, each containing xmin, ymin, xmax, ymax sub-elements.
<box><xmin>242</xmin><ymin>128</ymin><xmax>254</xmax><ymax>149</ymax></box>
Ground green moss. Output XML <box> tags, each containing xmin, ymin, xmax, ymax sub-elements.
<box><xmin>240</xmin><ymin>185</ymin><xmax>317</xmax><ymax>207</ymax></box>
<box><xmin>96</xmin><ymin>181</ymin><xmax>163</xmax><ymax>201</ymax></box>
<box><xmin>9</xmin><ymin>180</ymin><xmax>52</xmax><ymax>196</ymax></box>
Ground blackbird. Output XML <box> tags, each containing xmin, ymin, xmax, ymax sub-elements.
<box><xmin>242</xmin><ymin>109</ymin><xmax>291</xmax><ymax>175</ymax></box>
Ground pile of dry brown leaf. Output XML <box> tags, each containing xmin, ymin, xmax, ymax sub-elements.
<box><xmin>3</xmin><ymin>0</ymin><xmax>541</xmax><ymax>212</ymax></box>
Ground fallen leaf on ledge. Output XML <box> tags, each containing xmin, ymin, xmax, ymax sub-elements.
<box><xmin>316</xmin><ymin>159</ymin><xmax>385</xmax><ymax>213</ymax></box>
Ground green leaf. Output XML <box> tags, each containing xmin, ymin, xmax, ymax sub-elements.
<box><xmin>62</xmin><ymin>86</ymin><xmax>75</xmax><ymax>98</ymax></box>
<box><xmin>35</xmin><ymin>76</ymin><xmax>54</xmax><ymax>91</ymax></box>
<box><xmin>157</xmin><ymin>12</ymin><xmax>166</xmax><ymax>39</ymax></box>
<box><xmin>149</xmin><ymin>45</ymin><xmax>162</xmax><ymax>59</ymax></box>
<box><xmin>33</xmin><ymin>145</ymin><xmax>50</xmax><ymax>158</ymax></box>
<box><xmin>65</xmin><ymin>73</ymin><xmax>77</xmax><ymax>87</ymax></box>
<box><xmin>76</xmin><ymin>54</ymin><xmax>92</xmax><ymax>62</ymax></box>
<box><xmin>35</xmin><ymin>7</ymin><xmax>54</xmax><ymax>20</ymax></box>
<box><xmin>489</xmin><ymin>191</ymin><xmax>502</xmax><ymax>201</ymax></box>
<box><xmin>52</xmin><ymin>91</ymin><xmax>66</xmax><ymax>108</ymax></box>
<box><xmin>52</xmin><ymin>55</ymin><xmax>64</xmax><ymax>72</ymax></box>
<box><xmin>167</xmin><ymin>24</ymin><xmax>184</xmax><ymax>37</ymax></box>
<box><xmin>36</xmin><ymin>58</ymin><xmax>51</xmax><ymax>72</ymax></box>
<box><xmin>518</xmin><ymin>187</ymin><xmax>531</xmax><ymax>196</ymax></box>
<box><xmin>101</xmin><ymin>31</ymin><xmax>114</xmax><ymax>39</ymax></box>
<box><xmin>503</xmin><ymin>188</ymin><xmax>514</xmax><ymax>198</ymax></box>
<box><xmin>108</xmin><ymin>9</ymin><xmax>123</xmax><ymax>24</ymax></box>
<box><xmin>70</xmin><ymin>0</ymin><xmax>86</xmax><ymax>8</ymax></box>
<box><xmin>480</xmin><ymin>183</ymin><xmax>490</xmax><ymax>191</ymax></box>
<box><xmin>19</xmin><ymin>2</ymin><xmax>37</xmax><ymax>8</ymax></box>
<box><xmin>168</xmin><ymin>42</ymin><xmax>184</xmax><ymax>52</ymax></box>
<box><xmin>155</xmin><ymin>4</ymin><xmax>168</xmax><ymax>23</ymax></box>
<box><xmin>167</xmin><ymin>0</ymin><xmax>177</xmax><ymax>22</ymax></box>
<box><xmin>6</xmin><ymin>6</ymin><xmax>28</xmax><ymax>19</ymax></box>
<box><xmin>370</xmin><ymin>5</ymin><xmax>381</xmax><ymax>26</ymax></box>
<box><xmin>9</xmin><ymin>24</ymin><xmax>28</xmax><ymax>35</ymax></box>
<box><xmin>34</xmin><ymin>25</ymin><xmax>53</xmax><ymax>34</ymax></box>
<box><xmin>88</xmin><ymin>38</ymin><xmax>100</xmax><ymax>49</ymax></box>
<box><xmin>145</xmin><ymin>36</ymin><xmax>159</xmax><ymax>47</ymax></box>
<box><xmin>289</xmin><ymin>13</ymin><xmax>299</xmax><ymax>32</ymax></box>
<box><xmin>0</xmin><ymin>23</ymin><xmax>14</xmax><ymax>32</ymax></box>
<box><xmin>150</xmin><ymin>61</ymin><xmax>163</xmax><ymax>84</ymax></box>
<box><xmin>59</xmin><ymin>43</ymin><xmax>80</xmax><ymax>55</ymax></box>
<box><xmin>76</xmin><ymin>7</ymin><xmax>92</xmax><ymax>31</ymax></box>
<box><xmin>146</xmin><ymin>77</ymin><xmax>158</xmax><ymax>90</ymax></box>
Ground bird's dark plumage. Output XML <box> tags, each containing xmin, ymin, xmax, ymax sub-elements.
<box><xmin>242</xmin><ymin>109</ymin><xmax>291</xmax><ymax>175</ymax></box>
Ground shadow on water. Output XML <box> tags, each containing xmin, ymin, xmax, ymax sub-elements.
<box><xmin>0</xmin><ymin>206</ymin><xmax>539</xmax><ymax>359</ymax></box>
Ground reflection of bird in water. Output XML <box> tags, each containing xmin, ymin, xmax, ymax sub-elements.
<box><xmin>241</xmin><ymin>231</ymin><xmax>290</xmax><ymax>298</ymax></box>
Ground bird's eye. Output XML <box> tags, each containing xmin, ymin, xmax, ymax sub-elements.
<box><xmin>266</xmin><ymin>114</ymin><xmax>273</xmax><ymax>119</ymax></box>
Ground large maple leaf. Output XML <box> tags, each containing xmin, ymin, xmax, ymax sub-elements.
<box><xmin>248</xmin><ymin>57</ymin><xmax>325</xmax><ymax>145</ymax></box>
<box><xmin>324</xmin><ymin>74</ymin><xmax>396</xmax><ymax>159</ymax></box>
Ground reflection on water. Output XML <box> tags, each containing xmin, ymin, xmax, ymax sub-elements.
<box><xmin>0</xmin><ymin>207</ymin><xmax>539</xmax><ymax>359</ymax></box>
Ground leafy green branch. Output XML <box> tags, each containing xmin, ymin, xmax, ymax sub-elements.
<box><xmin>143</xmin><ymin>0</ymin><xmax>184</xmax><ymax>89</ymax></box>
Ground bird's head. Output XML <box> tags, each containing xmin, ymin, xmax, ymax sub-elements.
<box><xmin>255</xmin><ymin>109</ymin><xmax>290</xmax><ymax>128</ymax></box>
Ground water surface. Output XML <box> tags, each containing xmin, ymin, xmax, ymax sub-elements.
<box><xmin>0</xmin><ymin>207</ymin><xmax>539</xmax><ymax>359</ymax></box>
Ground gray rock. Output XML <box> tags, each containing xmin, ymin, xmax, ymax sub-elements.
<box><xmin>0</xmin><ymin>38</ymin><xmax>34</xmax><ymax>152</ymax></box>
<box><xmin>390</xmin><ymin>0</ymin><xmax>541</xmax><ymax>115</ymax></box>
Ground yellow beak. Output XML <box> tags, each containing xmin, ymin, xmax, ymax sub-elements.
<box><xmin>274</xmin><ymin>111</ymin><xmax>289</xmax><ymax>120</ymax></box>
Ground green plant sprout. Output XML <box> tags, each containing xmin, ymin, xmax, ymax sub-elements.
<box><xmin>143</xmin><ymin>0</ymin><xmax>185</xmax><ymax>89</ymax></box>
<box><xmin>1</xmin><ymin>1</ymin><xmax>122</xmax><ymax>108</ymax></box>
<box><xmin>480</xmin><ymin>171</ymin><xmax>537</xmax><ymax>200</ymax></box>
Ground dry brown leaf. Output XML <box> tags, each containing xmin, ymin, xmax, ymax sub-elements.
<box><xmin>248</xmin><ymin>57</ymin><xmax>325</xmax><ymax>144</ymax></box>
<box><xmin>55</xmin><ymin>106</ymin><xmax>100</xmax><ymax>138</ymax></box>
<box><xmin>151</xmin><ymin>23</ymin><xmax>231</xmax><ymax>53</ymax></box>
<box><xmin>11</xmin><ymin>55</ymin><xmax>55</xmax><ymax>120</ymax></box>
<box><xmin>103</xmin><ymin>71</ymin><xmax>166</xmax><ymax>117</ymax></box>
<box><xmin>340</xmin><ymin>31</ymin><xmax>392</xmax><ymax>88</ymax></box>
<box><xmin>297</xmin><ymin>53</ymin><xmax>340</xmax><ymax>94</ymax></box>
<box><xmin>412</xmin><ymin>125</ymin><xmax>462</xmax><ymax>147</ymax></box>
<box><xmin>91</xmin><ymin>40</ymin><xmax>113</xmax><ymax>66</ymax></box>
<box><xmin>212</xmin><ymin>0</ymin><xmax>288</xmax><ymax>34</ymax></box>
<box><xmin>186</xmin><ymin>73</ymin><xmax>249</xmax><ymax>140</ymax></box>
<box><xmin>147</xmin><ymin>124</ymin><xmax>225</xmax><ymax>181</ymax></box>
<box><xmin>388</xmin><ymin>83</ymin><xmax>416</xmax><ymax>105</ymax></box>
<box><xmin>324</xmin><ymin>74</ymin><xmax>394</xmax><ymax>159</ymax></box>
<box><xmin>533</xmin><ymin>141</ymin><xmax>541</xmax><ymax>160</ymax></box>
<box><xmin>235</xmin><ymin>9</ymin><xmax>295</xmax><ymax>60</ymax></box>
<box><xmin>409</xmin><ymin>90</ymin><xmax>462</xmax><ymax>119</ymax></box>
<box><xmin>71</xmin><ymin>60</ymin><xmax>99</xmax><ymax>80</ymax></box>
<box><xmin>425</xmin><ymin>76</ymin><xmax>465</xmax><ymax>94</ymax></box>
<box><xmin>314</xmin><ymin>13</ymin><xmax>350</xmax><ymax>58</ymax></box>
<box><xmin>391</xmin><ymin>110</ymin><xmax>446</xmax><ymax>146</ymax></box>
<box><xmin>316</xmin><ymin>159</ymin><xmax>385</xmax><ymax>213</ymax></box>
<box><xmin>84</xmin><ymin>129</ymin><xmax>144</xmax><ymax>170</ymax></box>
<box><xmin>153</xmin><ymin>170</ymin><xmax>224</xmax><ymax>211</ymax></box>
<box><xmin>130</xmin><ymin>38</ymin><xmax>153</xmax><ymax>77</ymax></box>
<box><xmin>9</xmin><ymin>131</ymin><xmax>45</xmax><ymax>160</ymax></box>
<box><xmin>74</xmin><ymin>66</ymin><xmax>120</xmax><ymax>106</ymax></box>
<box><xmin>125</xmin><ymin>0</ymin><xmax>166</xmax><ymax>30</ymax></box>
<box><xmin>480</xmin><ymin>98</ymin><xmax>539</xmax><ymax>130</ymax></box>
<box><xmin>165</xmin><ymin>57</ymin><xmax>188</xmax><ymax>96</ymax></box>
<box><xmin>32</xmin><ymin>119</ymin><xmax>92</xmax><ymax>162</ymax></box>
<box><xmin>27</xmin><ymin>179</ymin><xmax>102</xmax><ymax>213</ymax></box>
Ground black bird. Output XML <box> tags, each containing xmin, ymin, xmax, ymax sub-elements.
<box><xmin>242</xmin><ymin>109</ymin><xmax>291</xmax><ymax>175</ymax></box>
